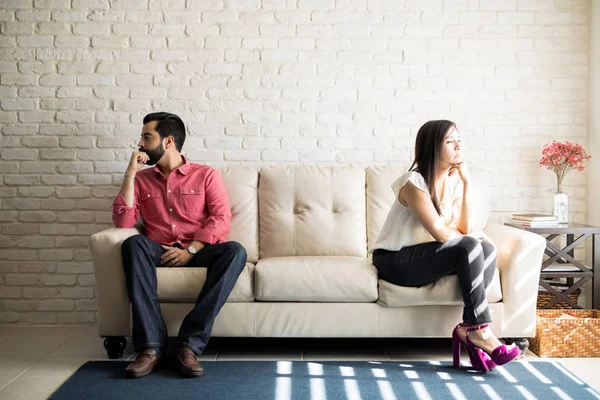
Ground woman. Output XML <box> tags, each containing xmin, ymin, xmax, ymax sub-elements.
<box><xmin>371</xmin><ymin>120</ymin><xmax>519</xmax><ymax>372</ymax></box>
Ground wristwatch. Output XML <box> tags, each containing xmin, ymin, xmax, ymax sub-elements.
<box><xmin>187</xmin><ymin>245</ymin><xmax>198</xmax><ymax>255</ymax></box>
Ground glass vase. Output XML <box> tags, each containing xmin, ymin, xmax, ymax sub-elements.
<box><xmin>552</xmin><ymin>183</ymin><xmax>568</xmax><ymax>223</ymax></box>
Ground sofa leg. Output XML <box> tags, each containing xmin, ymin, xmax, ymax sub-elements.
<box><xmin>505</xmin><ymin>337</ymin><xmax>529</xmax><ymax>359</ymax></box>
<box><xmin>104</xmin><ymin>336</ymin><xmax>127</xmax><ymax>359</ymax></box>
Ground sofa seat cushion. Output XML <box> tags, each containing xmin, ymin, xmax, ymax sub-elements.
<box><xmin>378</xmin><ymin>267</ymin><xmax>502</xmax><ymax>307</ymax></box>
<box><xmin>157</xmin><ymin>262</ymin><xmax>254</xmax><ymax>303</ymax></box>
<box><xmin>255</xmin><ymin>256</ymin><xmax>378</xmax><ymax>302</ymax></box>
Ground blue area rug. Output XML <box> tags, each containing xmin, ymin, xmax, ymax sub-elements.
<box><xmin>49</xmin><ymin>360</ymin><xmax>599</xmax><ymax>400</ymax></box>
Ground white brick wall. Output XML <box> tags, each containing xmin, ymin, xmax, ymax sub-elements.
<box><xmin>0</xmin><ymin>0</ymin><xmax>591</xmax><ymax>323</ymax></box>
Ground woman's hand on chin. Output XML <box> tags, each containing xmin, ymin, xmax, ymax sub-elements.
<box><xmin>449</xmin><ymin>162</ymin><xmax>470</xmax><ymax>184</ymax></box>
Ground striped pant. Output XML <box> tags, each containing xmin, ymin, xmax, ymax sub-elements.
<box><xmin>373</xmin><ymin>236</ymin><xmax>497</xmax><ymax>325</ymax></box>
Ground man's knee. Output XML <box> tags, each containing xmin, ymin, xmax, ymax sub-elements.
<box><xmin>228</xmin><ymin>241</ymin><xmax>247</xmax><ymax>259</ymax></box>
<box><xmin>122</xmin><ymin>234</ymin><xmax>146</xmax><ymax>252</ymax></box>
<box><xmin>222</xmin><ymin>241</ymin><xmax>247</xmax><ymax>266</ymax></box>
<box><xmin>121</xmin><ymin>235</ymin><xmax>157</xmax><ymax>273</ymax></box>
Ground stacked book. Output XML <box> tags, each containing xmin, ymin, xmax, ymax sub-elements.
<box><xmin>509</xmin><ymin>213</ymin><xmax>559</xmax><ymax>227</ymax></box>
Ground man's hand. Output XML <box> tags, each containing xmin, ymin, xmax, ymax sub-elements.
<box><xmin>126</xmin><ymin>151</ymin><xmax>149</xmax><ymax>175</ymax></box>
<box><xmin>160</xmin><ymin>245</ymin><xmax>193</xmax><ymax>267</ymax></box>
<box><xmin>449</xmin><ymin>161</ymin><xmax>470</xmax><ymax>184</ymax></box>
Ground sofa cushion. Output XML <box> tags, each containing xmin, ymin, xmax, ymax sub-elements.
<box><xmin>258</xmin><ymin>166</ymin><xmax>366</xmax><ymax>258</ymax></box>
<box><xmin>254</xmin><ymin>256</ymin><xmax>378</xmax><ymax>302</ymax></box>
<box><xmin>366</xmin><ymin>166</ymin><xmax>490</xmax><ymax>250</ymax></box>
<box><xmin>219</xmin><ymin>167</ymin><xmax>259</xmax><ymax>263</ymax></box>
<box><xmin>157</xmin><ymin>262</ymin><xmax>254</xmax><ymax>303</ymax></box>
<box><xmin>378</xmin><ymin>267</ymin><xmax>502</xmax><ymax>307</ymax></box>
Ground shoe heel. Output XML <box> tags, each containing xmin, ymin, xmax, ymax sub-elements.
<box><xmin>451</xmin><ymin>324</ymin><xmax>466</xmax><ymax>369</ymax></box>
<box><xmin>452</xmin><ymin>334</ymin><xmax>461</xmax><ymax>368</ymax></box>
<box><xmin>452</xmin><ymin>323</ymin><xmax>496</xmax><ymax>372</ymax></box>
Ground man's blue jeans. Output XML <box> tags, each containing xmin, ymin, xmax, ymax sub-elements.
<box><xmin>121</xmin><ymin>235</ymin><xmax>247</xmax><ymax>355</ymax></box>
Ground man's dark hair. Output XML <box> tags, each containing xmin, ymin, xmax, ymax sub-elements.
<box><xmin>143</xmin><ymin>112</ymin><xmax>186</xmax><ymax>152</ymax></box>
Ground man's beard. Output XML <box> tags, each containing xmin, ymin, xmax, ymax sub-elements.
<box><xmin>140</xmin><ymin>143</ymin><xmax>165</xmax><ymax>166</ymax></box>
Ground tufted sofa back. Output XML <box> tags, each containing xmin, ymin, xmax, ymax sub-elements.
<box><xmin>257</xmin><ymin>166</ymin><xmax>367</xmax><ymax>258</ymax></box>
<box><xmin>220</xmin><ymin>165</ymin><xmax>490</xmax><ymax>260</ymax></box>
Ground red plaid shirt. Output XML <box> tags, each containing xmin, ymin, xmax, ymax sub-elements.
<box><xmin>112</xmin><ymin>156</ymin><xmax>231</xmax><ymax>246</ymax></box>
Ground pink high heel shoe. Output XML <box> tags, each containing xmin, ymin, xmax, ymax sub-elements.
<box><xmin>452</xmin><ymin>323</ymin><xmax>497</xmax><ymax>373</ymax></box>
<box><xmin>465</xmin><ymin>324</ymin><xmax>520</xmax><ymax>367</ymax></box>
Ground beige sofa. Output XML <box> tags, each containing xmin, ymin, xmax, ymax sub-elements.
<box><xmin>90</xmin><ymin>166</ymin><xmax>546</xmax><ymax>358</ymax></box>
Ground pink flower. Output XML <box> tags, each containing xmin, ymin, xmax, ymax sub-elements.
<box><xmin>539</xmin><ymin>140</ymin><xmax>591</xmax><ymax>191</ymax></box>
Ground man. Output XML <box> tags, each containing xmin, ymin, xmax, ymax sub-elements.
<box><xmin>112</xmin><ymin>112</ymin><xmax>247</xmax><ymax>378</ymax></box>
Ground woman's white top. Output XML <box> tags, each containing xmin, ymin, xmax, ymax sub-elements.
<box><xmin>369</xmin><ymin>171</ymin><xmax>463</xmax><ymax>253</ymax></box>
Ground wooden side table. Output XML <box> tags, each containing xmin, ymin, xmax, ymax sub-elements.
<box><xmin>504</xmin><ymin>222</ymin><xmax>600</xmax><ymax>309</ymax></box>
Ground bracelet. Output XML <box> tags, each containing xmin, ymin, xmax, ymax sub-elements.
<box><xmin>124</xmin><ymin>174</ymin><xmax>135</xmax><ymax>179</ymax></box>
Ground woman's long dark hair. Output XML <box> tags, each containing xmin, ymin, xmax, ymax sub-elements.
<box><xmin>408</xmin><ymin>120</ymin><xmax>457</xmax><ymax>216</ymax></box>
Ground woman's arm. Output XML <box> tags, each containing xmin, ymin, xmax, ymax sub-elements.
<box><xmin>454</xmin><ymin>182</ymin><xmax>473</xmax><ymax>234</ymax></box>
<box><xmin>452</xmin><ymin>163</ymin><xmax>474</xmax><ymax>234</ymax></box>
<box><xmin>400</xmin><ymin>181</ymin><xmax>463</xmax><ymax>243</ymax></box>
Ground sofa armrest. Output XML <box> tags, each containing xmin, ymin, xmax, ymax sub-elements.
<box><xmin>90</xmin><ymin>227</ymin><xmax>141</xmax><ymax>337</ymax></box>
<box><xmin>484</xmin><ymin>222</ymin><xmax>546</xmax><ymax>338</ymax></box>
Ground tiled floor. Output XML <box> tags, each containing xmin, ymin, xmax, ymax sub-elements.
<box><xmin>0</xmin><ymin>324</ymin><xmax>599</xmax><ymax>399</ymax></box>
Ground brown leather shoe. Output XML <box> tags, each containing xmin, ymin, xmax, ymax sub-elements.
<box><xmin>173</xmin><ymin>347</ymin><xmax>204</xmax><ymax>377</ymax></box>
<box><xmin>125</xmin><ymin>349</ymin><xmax>163</xmax><ymax>378</ymax></box>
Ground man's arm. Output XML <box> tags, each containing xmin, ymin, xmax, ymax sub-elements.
<box><xmin>194</xmin><ymin>169</ymin><xmax>232</xmax><ymax>244</ymax></box>
<box><xmin>112</xmin><ymin>151</ymin><xmax>147</xmax><ymax>228</ymax></box>
<box><xmin>112</xmin><ymin>191</ymin><xmax>140</xmax><ymax>228</ymax></box>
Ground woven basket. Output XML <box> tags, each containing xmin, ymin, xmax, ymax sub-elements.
<box><xmin>529</xmin><ymin>309</ymin><xmax>600</xmax><ymax>357</ymax></box>
<box><xmin>536</xmin><ymin>288</ymin><xmax>581</xmax><ymax>309</ymax></box>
